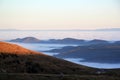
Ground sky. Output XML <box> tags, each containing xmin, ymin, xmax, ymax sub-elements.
<box><xmin>0</xmin><ymin>0</ymin><xmax>120</xmax><ymax>30</ymax></box>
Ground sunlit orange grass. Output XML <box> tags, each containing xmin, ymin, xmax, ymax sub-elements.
<box><xmin>0</xmin><ymin>41</ymin><xmax>44</xmax><ymax>55</ymax></box>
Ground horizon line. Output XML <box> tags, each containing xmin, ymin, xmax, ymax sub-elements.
<box><xmin>0</xmin><ymin>28</ymin><xmax>120</xmax><ymax>31</ymax></box>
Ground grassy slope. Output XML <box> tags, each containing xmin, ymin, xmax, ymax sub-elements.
<box><xmin>0</xmin><ymin>73</ymin><xmax>120</xmax><ymax>80</ymax></box>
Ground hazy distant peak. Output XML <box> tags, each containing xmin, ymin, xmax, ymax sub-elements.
<box><xmin>95</xmin><ymin>28</ymin><xmax>120</xmax><ymax>31</ymax></box>
<box><xmin>90</xmin><ymin>39</ymin><xmax>107</xmax><ymax>42</ymax></box>
<box><xmin>10</xmin><ymin>37</ymin><xmax>40</xmax><ymax>43</ymax></box>
<box><xmin>0</xmin><ymin>29</ymin><xmax>19</xmax><ymax>31</ymax></box>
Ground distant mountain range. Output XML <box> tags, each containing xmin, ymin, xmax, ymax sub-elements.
<box><xmin>41</xmin><ymin>38</ymin><xmax>109</xmax><ymax>45</ymax></box>
<box><xmin>95</xmin><ymin>28</ymin><xmax>120</xmax><ymax>31</ymax></box>
<box><xmin>0</xmin><ymin>29</ymin><xmax>19</xmax><ymax>31</ymax></box>
<box><xmin>1</xmin><ymin>28</ymin><xmax>120</xmax><ymax>31</ymax></box>
<box><xmin>10</xmin><ymin>37</ymin><xmax>40</xmax><ymax>43</ymax></box>
<box><xmin>9</xmin><ymin>37</ymin><xmax>120</xmax><ymax>45</ymax></box>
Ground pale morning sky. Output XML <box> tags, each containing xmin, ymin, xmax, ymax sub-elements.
<box><xmin>0</xmin><ymin>0</ymin><xmax>120</xmax><ymax>30</ymax></box>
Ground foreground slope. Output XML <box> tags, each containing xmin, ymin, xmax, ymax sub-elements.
<box><xmin>0</xmin><ymin>41</ymin><xmax>41</xmax><ymax>55</ymax></box>
<box><xmin>0</xmin><ymin>41</ymin><xmax>120</xmax><ymax>80</ymax></box>
<box><xmin>0</xmin><ymin>41</ymin><xmax>96</xmax><ymax>74</ymax></box>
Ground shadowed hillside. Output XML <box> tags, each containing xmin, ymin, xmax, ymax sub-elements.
<box><xmin>48</xmin><ymin>43</ymin><xmax>120</xmax><ymax>63</ymax></box>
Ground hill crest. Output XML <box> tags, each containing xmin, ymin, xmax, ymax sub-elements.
<box><xmin>0</xmin><ymin>41</ymin><xmax>42</xmax><ymax>55</ymax></box>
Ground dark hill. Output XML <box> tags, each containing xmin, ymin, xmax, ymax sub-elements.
<box><xmin>10</xmin><ymin>37</ymin><xmax>40</xmax><ymax>43</ymax></box>
<box><xmin>0</xmin><ymin>41</ymin><xmax>96</xmax><ymax>74</ymax></box>
<box><xmin>10</xmin><ymin>37</ymin><xmax>110</xmax><ymax>45</ymax></box>
<box><xmin>10</xmin><ymin>37</ymin><xmax>85</xmax><ymax>44</ymax></box>
<box><xmin>87</xmin><ymin>39</ymin><xmax>108</xmax><ymax>44</ymax></box>
<box><xmin>49</xmin><ymin>43</ymin><xmax>120</xmax><ymax>63</ymax></box>
<box><xmin>114</xmin><ymin>41</ymin><xmax>120</xmax><ymax>44</ymax></box>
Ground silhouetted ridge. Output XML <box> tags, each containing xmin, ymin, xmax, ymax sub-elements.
<box><xmin>10</xmin><ymin>37</ymin><xmax>40</xmax><ymax>43</ymax></box>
